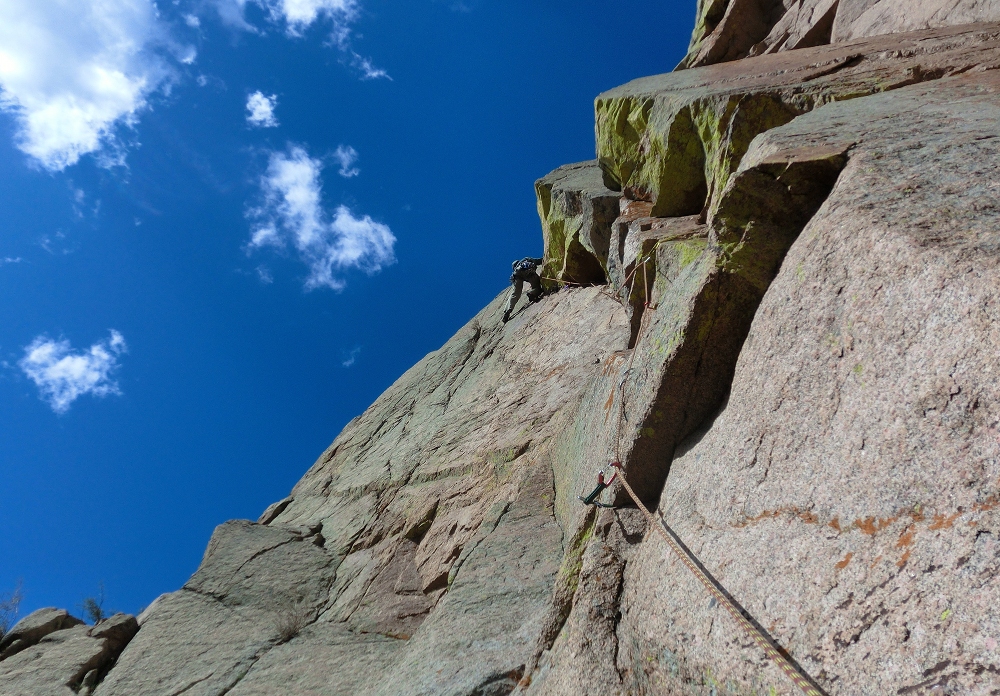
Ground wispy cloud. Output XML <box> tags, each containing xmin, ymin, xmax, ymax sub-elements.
<box><xmin>19</xmin><ymin>330</ymin><xmax>128</xmax><ymax>414</ymax></box>
<box><xmin>247</xmin><ymin>145</ymin><xmax>395</xmax><ymax>290</ymax></box>
<box><xmin>1</xmin><ymin>257</ymin><xmax>22</xmax><ymax>266</ymax></box>
<box><xmin>246</xmin><ymin>91</ymin><xmax>278</xmax><ymax>128</ymax></box>
<box><xmin>341</xmin><ymin>346</ymin><xmax>361</xmax><ymax>367</ymax></box>
<box><xmin>214</xmin><ymin>0</ymin><xmax>388</xmax><ymax>79</ymax></box>
<box><xmin>255</xmin><ymin>264</ymin><xmax>274</xmax><ymax>283</ymax></box>
<box><xmin>0</xmin><ymin>0</ymin><xmax>192</xmax><ymax>171</ymax></box>
<box><xmin>334</xmin><ymin>144</ymin><xmax>359</xmax><ymax>177</ymax></box>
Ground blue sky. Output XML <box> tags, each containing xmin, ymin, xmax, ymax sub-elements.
<box><xmin>0</xmin><ymin>0</ymin><xmax>692</xmax><ymax>619</ymax></box>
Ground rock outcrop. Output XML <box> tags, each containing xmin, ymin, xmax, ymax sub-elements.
<box><xmin>682</xmin><ymin>0</ymin><xmax>1000</xmax><ymax>67</ymax></box>
<box><xmin>7</xmin><ymin>7</ymin><xmax>1000</xmax><ymax>696</ymax></box>
<box><xmin>0</xmin><ymin>610</ymin><xmax>138</xmax><ymax>696</ymax></box>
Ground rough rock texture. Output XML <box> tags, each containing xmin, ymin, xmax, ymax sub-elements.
<box><xmin>90</xmin><ymin>289</ymin><xmax>630</xmax><ymax>696</ymax></box>
<box><xmin>535</xmin><ymin>160</ymin><xmax>620</xmax><ymax>285</ymax></box>
<box><xmin>0</xmin><ymin>608</ymin><xmax>83</xmax><ymax>660</ymax></box>
<box><xmin>10</xmin><ymin>9</ymin><xmax>1000</xmax><ymax>696</ymax></box>
<box><xmin>0</xmin><ymin>613</ymin><xmax>138</xmax><ymax>696</ymax></box>
<box><xmin>618</xmin><ymin>70</ymin><xmax>1000</xmax><ymax>696</ymax></box>
<box><xmin>683</xmin><ymin>0</ymin><xmax>1000</xmax><ymax>66</ymax></box>
<box><xmin>598</xmin><ymin>24</ymin><xmax>1000</xmax><ymax>218</ymax></box>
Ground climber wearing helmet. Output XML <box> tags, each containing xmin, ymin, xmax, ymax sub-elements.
<box><xmin>502</xmin><ymin>256</ymin><xmax>545</xmax><ymax>323</ymax></box>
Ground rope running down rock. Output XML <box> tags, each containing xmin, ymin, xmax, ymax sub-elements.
<box><xmin>609</xmin><ymin>251</ymin><xmax>827</xmax><ymax>696</ymax></box>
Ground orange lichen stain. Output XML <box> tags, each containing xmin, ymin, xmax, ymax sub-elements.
<box><xmin>603</xmin><ymin>390</ymin><xmax>615</xmax><ymax>418</ymax></box>
<box><xmin>829</xmin><ymin>517</ymin><xmax>842</xmax><ymax>532</ymax></box>
<box><xmin>736</xmin><ymin>506</ymin><xmax>820</xmax><ymax>527</ymax></box>
<box><xmin>968</xmin><ymin>519</ymin><xmax>979</xmax><ymax>527</ymax></box>
<box><xmin>929</xmin><ymin>512</ymin><xmax>961</xmax><ymax>530</ymax></box>
<box><xmin>973</xmin><ymin>497</ymin><xmax>999</xmax><ymax>513</ymax></box>
<box><xmin>855</xmin><ymin>516</ymin><xmax>898</xmax><ymax>536</ymax></box>
<box><xmin>908</xmin><ymin>509</ymin><xmax>926</xmax><ymax>523</ymax></box>
<box><xmin>896</xmin><ymin>526</ymin><xmax>915</xmax><ymax>549</ymax></box>
<box><xmin>856</xmin><ymin>518</ymin><xmax>878</xmax><ymax>535</ymax></box>
<box><xmin>870</xmin><ymin>555</ymin><xmax>883</xmax><ymax>568</ymax></box>
<box><xmin>835</xmin><ymin>552</ymin><xmax>853</xmax><ymax>570</ymax></box>
<box><xmin>897</xmin><ymin>548</ymin><xmax>912</xmax><ymax>568</ymax></box>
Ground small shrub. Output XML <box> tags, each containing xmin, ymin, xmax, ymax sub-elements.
<box><xmin>273</xmin><ymin>598</ymin><xmax>311</xmax><ymax>644</ymax></box>
<box><xmin>81</xmin><ymin>583</ymin><xmax>107</xmax><ymax>624</ymax></box>
<box><xmin>0</xmin><ymin>581</ymin><xmax>23</xmax><ymax>637</ymax></box>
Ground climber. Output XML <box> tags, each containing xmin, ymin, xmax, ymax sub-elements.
<box><xmin>502</xmin><ymin>256</ymin><xmax>545</xmax><ymax>323</ymax></box>
<box><xmin>578</xmin><ymin>467</ymin><xmax>618</xmax><ymax>507</ymax></box>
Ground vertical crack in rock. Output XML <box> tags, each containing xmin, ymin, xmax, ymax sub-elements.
<box><xmin>515</xmin><ymin>508</ymin><xmax>646</xmax><ymax>695</ymax></box>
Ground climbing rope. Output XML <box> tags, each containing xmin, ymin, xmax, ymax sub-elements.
<box><xmin>610</xmin><ymin>461</ymin><xmax>826</xmax><ymax>696</ymax></box>
<box><xmin>596</xmin><ymin>246</ymin><xmax>827</xmax><ymax>696</ymax></box>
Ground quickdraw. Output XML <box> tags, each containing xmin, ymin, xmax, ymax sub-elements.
<box><xmin>577</xmin><ymin>468</ymin><xmax>617</xmax><ymax>507</ymax></box>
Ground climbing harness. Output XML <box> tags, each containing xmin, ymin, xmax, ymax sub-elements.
<box><xmin>575</xmin><ymin>247</ymin><xmax>826</xmax><ymax>696</ymax></box>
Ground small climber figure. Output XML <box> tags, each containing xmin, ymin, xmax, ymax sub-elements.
<box><xmin>502</xmin><ymin>257</ymin><xmax>545</xmax><ymax>323</ymax></box>
<box><xmin>578</xmin><ymin>466</ymin><xmax>619</xmax><ymax>507</ymax></box>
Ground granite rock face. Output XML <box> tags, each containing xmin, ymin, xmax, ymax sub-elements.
<box><xmin>89</xmin><ymin>288</ymin><xmax>630</xmax><ymax>696</ymax></box>
<box><xmin>0</xmin><ymin>612</ymin><xmax>138</xmax><ymax>696</ymax></box>
<box><xmin>618</xmin><ymin>70</ymin><xmax>1000</xmax><ymax>696</ymax></box>
<box><xmin>683</xmin><ymin>0</ymin><xmax>1000</xmax><ymax>67</ymax></box>
<box><xmin>9</xmin><ymin>10</ymin><xmax>1000</xmax><ymax>696</ymax></box>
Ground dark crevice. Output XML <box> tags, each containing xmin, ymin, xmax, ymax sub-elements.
<box><xmin>620</xmin><ymin>144</ymin><xmax>850</xmax><ymax>507</ymax></box>
<box><xmin>792</xmin><ymin>0</ymin><xmax>839</xmax><ymax>50</ymax></box>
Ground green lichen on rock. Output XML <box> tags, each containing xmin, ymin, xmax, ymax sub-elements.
<box><xmin>535</xmin><ymin>160</ymin><xmax>619</xmax><ymax>286</ymax></box>
<box><xmin>690</xmin><ymin>93</ymin><xmax>802</xmax><ymax>209</ymax></box>
<box><xmin>556</xmin><ymin>511</ymin><xmax>596</xmax><ymax>598</ymax></box>
<box><xmin>595</xmin><ymin>97</ymin><xmax>707</xmax><ymax>217</ymax></box>
<box><xmin>710</xmin><ymin>142</ymin><xmax>851</xmax><ymax>293</ymax></box>
<box><xmin>595</xmin><ymin>29</ymin><xmax>999</xmax><ymax>234</ymax></box>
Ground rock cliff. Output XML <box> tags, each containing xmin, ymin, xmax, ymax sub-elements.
<box><xmin>6</xmin><ymin>4</ymin><xmax>1000</xmax><ymax>696</ymax></box>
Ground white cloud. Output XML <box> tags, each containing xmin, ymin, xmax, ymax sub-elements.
<box><xmin>248</xmin><ymin>145</ymin><xmax>395</xmax><ymax>290</ymax></box>
<box><xmin>246</xmin><ymin>91</ymin><xmax>278</xmax><ymax>128</ymax></box>
<box><xmin>1</xmin><ymin>256</ymin><xmax>22</xmax><ymax>265</ymax></box>
<box><xmin>333</xmin><ymin>144</ymin><xmax>358</xmax><ymax>177</ymax></box>
<box><xmin>214</xmin><ymin>0</ymin><xmax>388</xmax><ymax>79</ymax></box>
<box><xmin>266</xmin><ymin>0</ymin><xmax>357</xmax><ymax>36</ymax></box>
<box><xmin>184</xmin><ymin>13</ymin><xmax>201</xmax><ymax>28</ymax></box>
<box><xmin>19</xmin><ymin>330</ymin><xmax>127</xmax><ymax>414</ymax></box>
<box><xmin>0</xmin><ymin>0</ymin><xmax>188</xmax><ymax>171</ymax></box>
<box><xmin>214</xmin><ymin>0</ymin><xmax>356</xmax><ymax>34</ymax></box>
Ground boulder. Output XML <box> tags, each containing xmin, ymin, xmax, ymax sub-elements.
<box><xmin>0</xmin><ymin>608</ymin><xmax>83</xmax><ymax>661</ymax></box>
<box><xmin>0</xmin><ymin>614</ymin><xmax>137</xmax><ymax>696</ymax></box>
